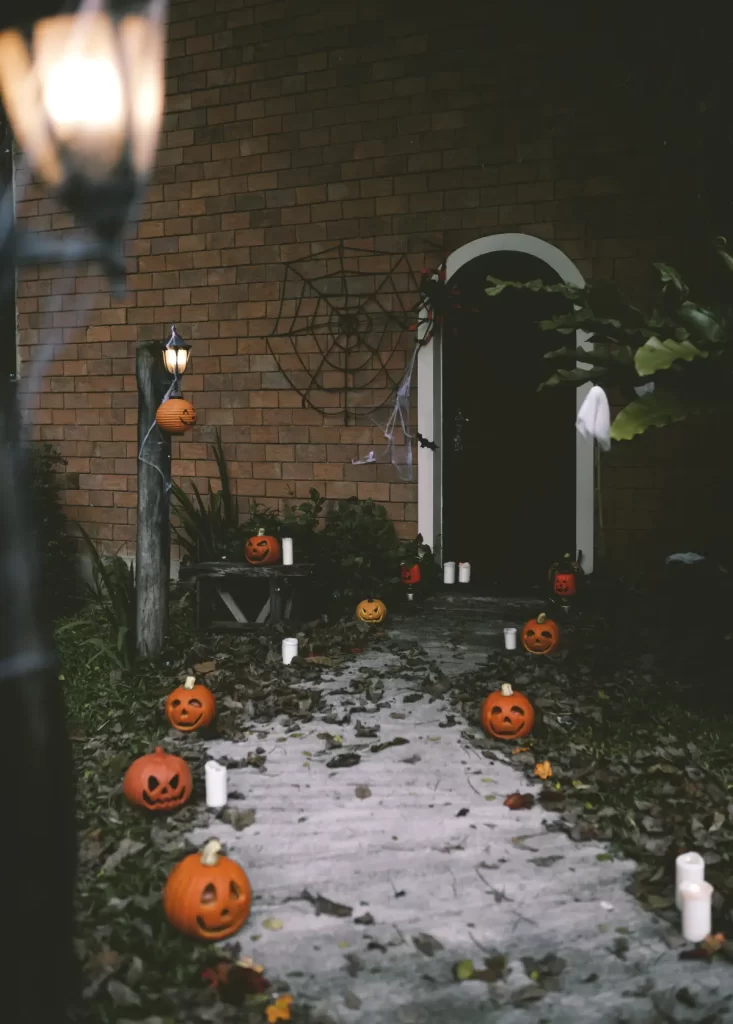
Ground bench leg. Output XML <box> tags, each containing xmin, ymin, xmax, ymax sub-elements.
<box><xmin>269</xmin><ymin>577</ymin><xmax>284</xmax><ymax>624</ymax></box>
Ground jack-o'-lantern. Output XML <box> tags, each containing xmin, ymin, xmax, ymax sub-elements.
<box><xmin>521</xmin><ymin>612</ymin><xmax>560</xmax><ymax>655</ymax></box>
<box><xmin>123</xmin><ymin>747</ymin><xmax>192</xmax><ymax>812</ymax></box>
<box><xmin>156</xmin><ymin>395</ymin><xmax>197</xmax><ymax>435</ymax></box>
<box><xmin>549</xmin><ymin>552</ymin><xmax>582</xmax><ymax>598</ymax></box>
<box><xmin>356</xmin><ymin>598</ymin><xmax>387</xmax><ymax>623</ymax></box>
<box><xmin>163</xmin><ymin>839</ymin><xmax>252</xmax><ymax>941</ymax></box>
<box><xmin>165</xmin><ymin>675</ymin><xmax>216</xmax><ymax>732</ymax></box>
<box><xmin>244</xmin><ymin>528</ymin><xmax>281</xmax><ymax>565</ymax></box>
<box><xmin>480</xmin><ymin>683</ymin><xmax>535</xmax><ymax>740</ymax></box>
<box><xmin>400</xmin><ymin>563</ymin><xmax>421</xmax><ymax>585</ymax></box>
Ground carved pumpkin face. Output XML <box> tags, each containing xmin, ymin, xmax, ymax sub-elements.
<box><xmin>123</xmin><ymin>747</ymin><xmax>192</xmax><ymax>812</ymax></box>
<box><xmin>401</xmin><ymin>563</ymin><xmax>421</xmax><ymax>585</ymax></box>
<box><xmin>244</xmin><ymin>529</ymin><xmax>281</xmax><ymax>565</ymax></box>
<box><xmin>521</xmin><ymin>613</ymin><xmax>560</xmax><ymax>655</ymax></box>
<box><xmin>553</xmin><ymin>572</ymin><xmax>576</xmax><ymax>596</ymax></box>
<box><xmin>155</xmin><ymin>397</ymin><xmax>197</xmax><ymax>435</ymax></box>
<box><xmin>480</xmin><ymin>683</ymin><xmax>535</xmax><ymax>740</ymax></box>
<box><xmin>163</xmin><ymin>840</ymin><xmax>252</xmax><ymax>941</ymax></box>
<box><xmin>356</xmin><ymin>598</ymin><xmax>387</xmax><ymax>623</ymax></box>
<box><xmin>165</xmin><ymin>676</ymin><xmax>216</xmax><ymax>732</ymax></box>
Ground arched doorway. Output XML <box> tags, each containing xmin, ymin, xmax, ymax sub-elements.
<box><xmin>417</xmin><ymin>233</ymin><xmax>594</xmax><ymax>586</ymax></box>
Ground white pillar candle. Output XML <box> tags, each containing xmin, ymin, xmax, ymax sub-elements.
<box><xmin>675</xmin><ymin>851</ymin><xmax>705</xmax><ymax>910</ymax></box>
<box><xmin>680</xmin><ymin>880</ymin><xmax>713</xmax><ymax>943</ymax></box>
<box><xmin>443</xmin><ymin>561</ymin><xmax>456</xmax><ymax>584</ymax></box>
<box><xmin>281</xmin><ymin>537</ymin><xmax>294</xmax><ymax>565</ymax></box>
<box><xmin>503</xmin><ymin>627</ymin><xmax>517</xmax><ymax>650</ymax></box>
<box><xmin>282</xmin><ymin>637</ymin><xmax>298</xmax><ymax>665</ymax></box>
<box><xmin>205</xmin><ymin>760</ymin><xmax>228</xmax><ymax>809</ymax></box>
<box><xmin>458</xmin><ymin>562</ymin><xmax>471</xmax><ymax>584</ymax></box>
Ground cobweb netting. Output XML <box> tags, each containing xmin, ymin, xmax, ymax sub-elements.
<box><xmin>266</xmin><ymin>243</ymin><xmax>435</xmax><ymax>483</ymax></box>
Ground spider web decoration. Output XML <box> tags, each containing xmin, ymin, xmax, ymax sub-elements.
<box><xmin>266</xmin><ymin>243</ymin><xmax>427</xmax><ymax>425</ymax></box>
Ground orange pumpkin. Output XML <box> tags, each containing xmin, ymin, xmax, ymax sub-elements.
<box><xmin>549</xmin><ymin>553</ymin><xmax>582</xmax><ymax>598</ymax></box>
<box><xmin>400</xmin><ymin>563</ymin><xmax>421</xmax><ymax>585</ymax></box>
<box><xmin>163</xmin><ymin>839</ymin><xmax>252</xmax><ymax>941</ymax></box>
<box><xmin>155</xmin><ymin>396</ymin><xmax>197</xmax><ymax>435</ymax></box>
<box><xmin>356</xmin><ymin>598</ymin><xmax>387</xmax><ymax>623</ymax></box>
<box><xmin>123</xmin><ymin>747</ymin><xmax>192</xmax><ymax>812</ymax></box>
<box><xmin>165</xmin><ymin>675</ymin><xmax>216</xmax><ymax>732</ymax></box>
<box><xmin>480</xmin><ymin>683</ymin><xmax>535</xmax><ymax>740</ymax></box>
<box><xmin>521</xmin><ymin>612</ymin><xmax>560</xmax><ymax>655</ymax></box>
<box><xmin>244</xmin><ymin>528</ymin><xmax>281</xmax><ymax>565</ymax></box>
<box><xmin>553</xmin><ymin>572</ymin><xmax>576</xmax><ymax>597</ymax></box>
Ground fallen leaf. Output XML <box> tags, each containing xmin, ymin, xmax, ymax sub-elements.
<box><xmin>343</xmin><ymin>990</ymin><xmax>362</xmax><ymax>1010</ymax></box>
<box><xmin>220</xmin><ymin>807</ymin><xmax>256</xmax><ymax>831</ymax></box>
<box><xmin>504</xmin><ymin>793</ymin><xmax>535</xmax><ymax>810</ymax></box>
<box><xmin>472</xmin><ymin>954</ymin><xmax>507</xmax><ymax>983</ymax></box>
<box><xmin>512</xmin><ymin>747</ymin><xmax>530</xmax><ymax>755</ymax></box>
<box><xmin>263</xmin><ymin>918</ymin><xmax>284</xmax><ymax>931</ymax></box>
<box><xmin>454</xmin><ymin>959</ymin><xmax>475</xmax><ymax>981</ymax></box>
<box><xmin>412</xmin><ymin>932</ymin><xmax>444</xmax><ymax>957</ymax></box>
<box><xmin>266</xmin><ymin>994</ymin><xmax>293</xmax><ymax>1022</ymax></box>
<box><xmin>301</xmin><ymin>890</ymin><xmax>353</xmax><ymax>918</ymax></box>
<box><xmin>106</xmin><ymin>979</ymin><xmax>141</xmax><ymax>1007</ymax></box>
<box><xmin>100</xmin><ymin>838</ymin><xmax>144</xmax><ymax>874</ymax></box>
<box><xmin>193</xmin><ymin>660</ymin><xmax>216</xmax><ymax>674</ymax></box>
<box><xmin>354</xmin><ymin>785</ymin><xmax>372</xmax><ymax>799</ymax></box>
<box><xmin>702</xmin><ymin>932</ymin><xmax>726</xmax><ymax>955</ymax></box>
<box><xmin>327</xmin><ymin>753</ymin><xmax>361</xmax><ymax>769</ymax></box>
<box><xmin>534</xmin><ymin>761</ymin><xmax>552</xmax><ymax>780</ymax></box>
<box><xmin>370</xmin><ymin>737</ymin><xmax>409</xmax><ymax>753</ymax></box>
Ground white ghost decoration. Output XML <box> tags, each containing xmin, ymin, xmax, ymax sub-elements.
<box><xmin>575</xmin><ymin>385</ymin><xmax>611</xmax><ymax>451</ymax></box>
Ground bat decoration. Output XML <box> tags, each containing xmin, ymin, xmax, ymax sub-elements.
<box><xmin>416</xmin><ymin>432</ymin><xmax>438</xmax><ymax>451</ymax></box>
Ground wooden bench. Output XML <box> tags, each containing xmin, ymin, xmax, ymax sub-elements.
<box><xmin>180</xmin><ymin>561</ymin><xmax>315</xmax><ymax>631</ymax></box>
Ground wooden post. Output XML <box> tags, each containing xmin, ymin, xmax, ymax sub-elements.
<box><xmin>136</xmin><ymin>342</ymin><xmax>172</xmax><ymax>659</ymax></box>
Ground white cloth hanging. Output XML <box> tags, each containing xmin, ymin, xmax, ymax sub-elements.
<box><xmin>575</xmin><ymin>385</ymin><xmax>611</xmax><ymax>451</ymax></box>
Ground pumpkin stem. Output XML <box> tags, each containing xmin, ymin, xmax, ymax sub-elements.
<box><xmin>537</xmin><ymin>612</ymin><xmax>547</xmax><ymax>624</ymax></box>
<box><xmin>500</xmin><ymin>683</ymin><xmax>514</xmax><ymax>697</ymax></box>
<box><xmin>200</xmin><ymin>839</ymin><xmax>222</xmax><ymax>867</ymax></box>
<box><xmin>183</xmin><ymin>675</ymin><xmax>196</xmax><ymax>690</ymax></box>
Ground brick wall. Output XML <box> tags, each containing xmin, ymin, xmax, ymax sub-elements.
<box><xmin>14</xmin><ymin>0</ymin><xmax>730</xmax><ymax>571</ymax></box>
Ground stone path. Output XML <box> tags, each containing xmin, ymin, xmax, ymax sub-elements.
<box><xmin>189</xmin><ymin>607</ymin><xmax>733</xmax><ymax>1023</ymax></box>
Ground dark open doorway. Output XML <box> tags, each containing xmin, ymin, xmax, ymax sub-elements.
<box><xmin>441</xmin><ymin>249</ymin><xmax>576</xmax><ymax>593</ymax></box>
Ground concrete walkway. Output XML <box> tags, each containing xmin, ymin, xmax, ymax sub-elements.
<box><xmin>189</xmin><ymin>607</ymin><xmax>733</xmax><ymax>1023</ymax></box>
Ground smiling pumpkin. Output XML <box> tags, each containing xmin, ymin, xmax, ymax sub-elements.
<box><xmin>480</xmin><ymin>683</ymin><xmax>535</xmax><ymax>740</ymax></box>
<box><xmin>163</xmin><ymin>839</ymin><xmax>252</xmax><ymax>941</ymax></box>
<box><xmin>165</xmin><ymin>675</ymin><xmax>216</xmax><ymax>732</ymax></box>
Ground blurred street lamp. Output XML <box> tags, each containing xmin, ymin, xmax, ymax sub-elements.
<box><xmin>0</xmin><ymin>0</ymin><xmax>166</xmax><ymax>282</ymax></box>
<box><xmin>0</xmin><ymin>1</ymin><xmax>169</xmax><ymax>1017</ymax></box>
<box><xmin>162</xmin><ymin>324</ymin><xmax>191</xmax><ymax>379</ymax></box>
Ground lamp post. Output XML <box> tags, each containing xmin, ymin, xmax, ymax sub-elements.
<box><xmin>135</xmin><ymin>325</ymin><xmax>191</xmax><ymax>659</ymax></box>
<box><xmin>0</xmin><ymin>1</ymin><xmax>168</xmax><ymax>1019</ymax></box>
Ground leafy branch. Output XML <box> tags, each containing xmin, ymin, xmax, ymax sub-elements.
<box><xmin>485</xmin><ymin>240</ymin><xmax>733</xmax><ymax>440</ymax></box>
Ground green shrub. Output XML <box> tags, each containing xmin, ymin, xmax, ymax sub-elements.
<box><xmin>171</xmin><ymin>432</ymin><xmax>436</xmax><ymax>617</ymax></box>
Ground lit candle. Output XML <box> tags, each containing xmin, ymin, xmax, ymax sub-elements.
<box><xmin>282</xmin><ymin>637</ymin><xmax>298</xmax><ymax>665</ymax></box>
<box><xmin>680</xmin><ymin>880</ymin><xmax>713</xmax><ymax>943</ymax></box>
<box><xmin>503</xmin><ymin>627</ymin><xmax>517</xmax><ymax>650</ymax></box>
<box><xmin>675</xmin><ymin>851</ymin><xmax>705</xmax><ymax>910</ymax></box>
<box><xmin>282</xmin><ymin>537</ymin><xmax>294</xmax><ymax>565</ymax></box>
<box><xmin>205</xmin><ymin>760</ymin><xmax>228</xmax><ymax>809</ymax></box>
<box><xmin>458</xmin><ymin>562</ymin><xmax>471</xmax><ymax>584</ymax></box>
<box><xmin>443</xmin><ymin>561</ymin><xmax>456</xmax><ymax>584</ymax></box>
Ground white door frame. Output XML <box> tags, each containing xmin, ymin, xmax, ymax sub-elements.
<box><xmin>417</xmin><ymin>232</ymin><xmax>594</xmax><ymax>574</ymax></box>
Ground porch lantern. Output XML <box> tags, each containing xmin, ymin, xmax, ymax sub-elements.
<box><xmin>0</xmin><ymin>0</ymin><xmax>166</xmax><ymax>273</ymax></box>
<box><xmin>162</xmin><ymin>324</ymin><xmax>191</xmax><ymax>378</ymax></box>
